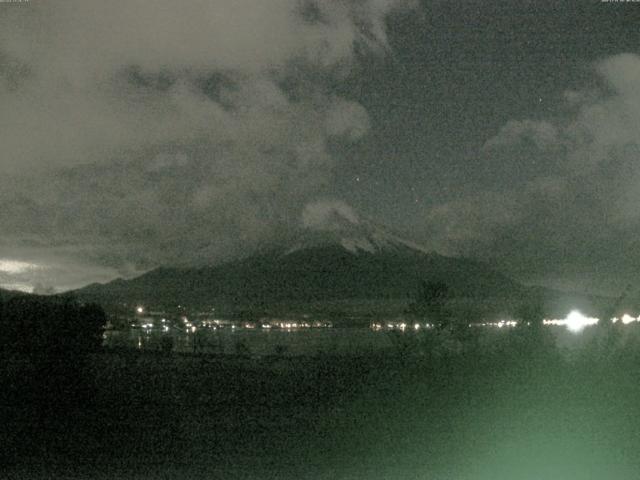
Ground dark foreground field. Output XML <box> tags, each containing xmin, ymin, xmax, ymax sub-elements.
<box><xmin>3</xmin><ymin>327</ymin><xmax>640</xmax><ymax>480</ymax></box>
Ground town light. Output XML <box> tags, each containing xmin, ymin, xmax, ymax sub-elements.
<box><xmin>565</xmin><ymin>310</ymin><xmax>598</xmax><ymax>333</ymax></box>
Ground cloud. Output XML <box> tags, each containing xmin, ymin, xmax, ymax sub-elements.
<box><xmin>0</xmin><ymin>259</ymin><xmax>41</xmax><ymax>275</ymax></box>
<box><xmin>424</xmin><ymin>53</ymin><xmax>640</xmax><ymax>293</ymax></box>
<box><xmin>483</xmin><ymin>119</ymin><xmax>560</xmax><ymax>151</ymax></box>
<box><xmin>0</xmin><ymin>246</ymin><xmax>124</xmax><ymax>293</ymax></box>
<box><xmin>324</xmin><ymin>99</ymin><xmax>371</xmax><ymax>141</ymax></box>
<box><xmin>597</xmin><ymin>53</ymin><xmax>640</xmax><ymax>97</ymax></box>
<box><xmin>423</xmin><ymin>192</ymin><xmax>523</xmax><ymax>254</ymax></box>
<box><xmin>302</xmin><ymin>199</ymin><xmax>360</xmax><ymax>230</ymax></box>
<box><xmin>0</xmin><ymin>0</ymin><xmax>415</xmax><ymax>289</ymax></box>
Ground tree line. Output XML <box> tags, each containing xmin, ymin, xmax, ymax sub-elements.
<box><xmin>0</xmin><ymin>294</ymin><xmax>107</xmax><ymax>410</ymax></box>
<box><xmin>0</xmin><ymin>294</ymin><xmax>106</xmax><ymax>357</ymax></box>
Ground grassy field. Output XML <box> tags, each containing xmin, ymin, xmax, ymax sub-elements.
<box><xmin>3</xmin><ymin>326</ymin><xmax>640</xmax><ymax>479</ymax></box>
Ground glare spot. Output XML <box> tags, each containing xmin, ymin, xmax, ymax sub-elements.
<box><xmin>621</xmin><ymin>314</ymin><xmax>638</xmax><ymax>325</ymax></box>
<box><xmin>565</xmin><ymin>311</ymin><xmax>597</xmax><ymax>332</ymax></box>
<box><xmin>544</xmin><ymin>310</ymin><xmax>599</xmax><ymax>333</ymax></box>
<box><xmin>0</xmin><ymin>259</ymin><xmax>41</xmax><ymax>274</ymax></box>
<box><xmin>0</xmin><ymin>282</ymin><xmax>33</xmax><ymax>292</ymax></box>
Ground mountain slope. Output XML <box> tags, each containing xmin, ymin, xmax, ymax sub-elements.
<box><xmin>0</xmin><ymin>287</ymin><xmax>28</xmax><ymax>302</ymax></box>
<box><xmin>74</xmin><ymin>205</ymin><xmax>610</xmax><ymax>317</ymax></box>
<box><xmin>75</xmin><ymin>225</ymin><xmax>524</xmax><ymax>310</ymax></box>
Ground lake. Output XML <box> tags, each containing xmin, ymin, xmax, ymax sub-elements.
<box><xmin>104</xmin><ymin>326</ymin><xmax>398</xmax><ymax>356</ymax></box>
<box><xmin>103</xmin><ymin>321</ymin><xmax>631</xmax><ymax>357</ymax></box>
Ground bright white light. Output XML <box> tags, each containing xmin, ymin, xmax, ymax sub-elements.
<box><xmin>468</xmin><ymin>320</ymin><xmax>517</xmax><ymax>328</ymax></box>
<box><xmin>0</xmin><ymin>282</ymin><xmax>33</xmax><ymax>293</ymax></box>
<box><xmin>0</xmin><ymin>259</ymin><xmax>40</xmax><ymax>274</ymax></box>
<box><xmin>136</xmin><ymin>306</ymin><xmax>144</xmax><ymax>314</ymax></box>
<box><xmin>543</xmin><ymin>310</ymin><xmax>599</xmax><ymax>332</ymax></box>
<box><xmin>565</xmin><ymin>310</ymin><xmax>598</xmax><ymax>332</ymax></box>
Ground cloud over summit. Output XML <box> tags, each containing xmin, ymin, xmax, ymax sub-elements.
<box><xmin>0</xmin><ymin>0</ymin><xmax>415</xmax><ymax>290</ymax></box>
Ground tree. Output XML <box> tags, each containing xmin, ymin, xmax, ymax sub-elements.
<box><xmin>0</xmin><ymin>295</ymin><xmax>107</xmax><ymax>407</ymax></box>
<box><xmin>512</xmin><ymin>294</ymin><xmax>557</xmax><ymax>355</ymax></box>
<box><xmin>515</xmin><ymin>300</ymin><xmax>544</xmax><ymax>328</ymax></box>
<box><xmin>0</xmin><ymin>295</ymin><xmax>106</xmax><ymax>356</ymax></box>
<box><xmin>77</xmin><ymin>302</ymin><xmax>108</xmax><ymax>353</ymax></box>
<box><xmin>409</xmin><ymin>280</ymin><xmax>452</xmax><ymax>329</ymax></box>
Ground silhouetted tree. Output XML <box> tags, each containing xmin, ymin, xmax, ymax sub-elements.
<box><xmin>0</xmin><ymin>296</ymin><xmax>105</xmax><ymax>356</ymax></box>
<box><xmin>78</xmin><ymin>302</ymin><xmax>108</xmax><ymax>353</ymax></box>
<box><xmin>275</xmin><ymin>344</ymin><xmax>288</xmax><ymax>356</ymax></box>
<box><xmin>0</xmin><ymin>295</ymin><xmax>106</xmax><ymax>408</ymax></box>
<box><xmin>234</xmin><ymin>340</ymin><xmax>251</xmax><ymax>357</ymax></box>
<box><xmin>515</xmin><ymin>300</ymin><xmax>544</xmax><ymax>328</ymax></box>
<box><xmin>160</xmin><ymin>335</ymin><xmax>175</xmax><ymax>354</ymax></box>
<box><xmin>512</xmin><ymin>294</ymin><xmax>558</xmax><ymax>355</ymax></box>
<box><xmin>409</xmin><ymin>280</ymin><xmax>452</xmax><ymax>329</ymax></box>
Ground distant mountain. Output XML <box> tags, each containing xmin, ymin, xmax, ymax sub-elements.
<box><xmin>0</xmin><ymin>287</ymin><xmax>28</xmax><ymax>302</ymax></box>
<box><xmin>74</xmin><ymin>213</ymin><xmax>518</xmax><ymax>308</ymax></box>
<box><xmin>284</xmin><ymin>210</ymin><xmax>432</xmax><ymax>256</ymax></box>
<box><xmin>78</xmin><ymin>247</ymin><xmax>522</xmax><ymax>304</ymax></box>
<box><xmin>73</xmin><ymin>212</ymin><xmax>609</xmax><ymax>318</ymax></box>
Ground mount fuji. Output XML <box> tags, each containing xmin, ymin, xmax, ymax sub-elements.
<box><xmin>74</xmin><ymin>203</ymin><xmax>537</xmax><ymax>316</ymax></box>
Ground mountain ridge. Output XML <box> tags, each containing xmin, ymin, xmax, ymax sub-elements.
<box><xmin>74</xmin><ymin>236</ymin><xmax>524</xmax><ymax>310</ymax></box>
<box><xmin>72</xmin><ymin>212</ymin><xmax>611</xmax><ymax>318</ymax></box>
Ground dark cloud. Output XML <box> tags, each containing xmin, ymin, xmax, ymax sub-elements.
<box><xmin>421</xmin><ymin>54</ymin><xmax>640</xmax><ymax>294</ymax></box>
<box><xmin>0</xmin><ymin>0</ymin><xmax>414</xmax><ymax>290</ymax></box>
<box><xmin>2</xmin><ymin>1</ymin><xmax>639</xmax><ymax>296</ymax></box>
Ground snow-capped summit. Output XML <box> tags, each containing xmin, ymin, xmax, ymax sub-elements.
<box><xmin>74</xmin><ymin>200</ymin><xmax>527</xmax><ymax>309</ymax></box>
<box><xmin>289</xmin><ymin>199</ymin><xmax>430</xmax><ymax>255</ymax></box>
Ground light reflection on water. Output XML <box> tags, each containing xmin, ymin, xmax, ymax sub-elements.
<box><xmin>104</xmin><ymin>322</ymin><xmax>638</xmax><ymax>357</ymax></box>
<box><xmin>104</xmin><ymin>328</ymin><xmax>396</xmax><ymax>356</ymax></box>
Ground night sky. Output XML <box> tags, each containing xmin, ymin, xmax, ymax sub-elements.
<box><xmin>1</xmin><ymin>0</ymin><xmax>640</xmax><ymax>294</ymax></box>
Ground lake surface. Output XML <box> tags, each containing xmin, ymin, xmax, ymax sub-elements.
<box><xmin>103</xmin><ymin>322</ymin><xmax>627</xmax><ymax>357</ymax></box>
<box><xmin>11</xmin><ymin>323</ymin><xmax>640</xmax><ymax>480</ymax></box>
<box><xmin>104</xmin><ymin>327</ymin><xmax>398</xmax><ymax>356</ymax></box>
